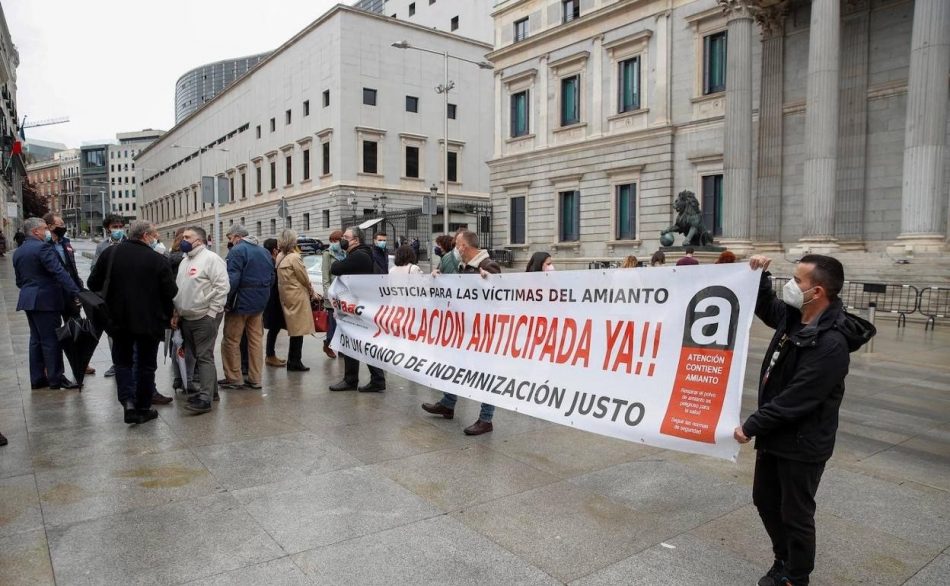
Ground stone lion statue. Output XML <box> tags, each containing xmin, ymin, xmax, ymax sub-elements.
<box><xmin>660</xmin><ymin>190</ymin><xmax>714</xmax><ymax>247</ymax></box>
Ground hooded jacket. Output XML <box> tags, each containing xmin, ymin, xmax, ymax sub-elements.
<box><xmin>460</xmin><ymin>249</ymin><xmax>502</xmax><ymax>275</ymax></box>
<box><xmin>741</xmin><ymin>272</ymin><xmax>876</xmax><ymax>463</ymax></box>
<box><xmin>225</xmin><ymin>239</ymin><xmax>274</xmax><ymax>315</ymax></box>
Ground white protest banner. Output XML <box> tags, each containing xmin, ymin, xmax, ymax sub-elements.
<box><xmin>328</xmin><ymin>264</ymin><xmax>760</xmax><ymax>461</ymax></box>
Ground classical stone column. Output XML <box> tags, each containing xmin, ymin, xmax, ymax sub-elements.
<box><xmin>653</xmin><ymin>10</ymin><xmax>672</xmax><ymax>127</ymax></box>
<box><xmin>719</xmin><ymin>0</ymin><xmax>754</xmax><ymax>254</ymax></box>
<box><xmin>835</xmin><ymin>0</ymin><xmax>871</xmax><ymax>250</ymax></box>
<box><xmin>753</xmin><ymin>4</ymin><xmax>787</xmax><ymax>250</ymax></box>
<box><xmin>591</xmin><ymin>35</ymin><xmax>604</xmax><ymax>137</ymax></box>
<box><xmin>893</xmin><ymin>0</ymin><xmax>950</xmax><ymax>253</ymax></box>
<box><xmin>799</xmin><ymin>0</ymin><xmax>840</xmax><ymax>252</ymax></box>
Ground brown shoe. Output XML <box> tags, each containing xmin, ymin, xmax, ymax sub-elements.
<box><xmin>421</xmin><ymin>402</ymin><xmax>454</xmax><ymax>419</ymax></box>
<box><xmin>323</xmin><ymin>344</ymin><xmax>337</xmax><ymax>359</ymax></box>
<box><xmin>266</xmin><ymin>356</ymin><xmax>287</xmax><ymax>367</ymax></box>
<box><xmin>464</xmin><ymin>420</ymin><xmax>493</xmax><ymax>436</ymax></box>
<box><xmin>85</xmin><ymin>366</ymin><xmax>96</xmax><ymax>375</ymax></box>
<box><xmin>151</xmin><ymin>392</ymin><xmax>173</xmax><ymax>405</ymax></box>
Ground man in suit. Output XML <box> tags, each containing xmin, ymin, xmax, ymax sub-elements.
<box><xmin>13</xmin><ymin>217</ymin><xmax>82</xmax><ymax>390</ymax></box>
<box><xmin>88</xmin><ymin>221</ymin><xmax>178</xmax><ymax>424</ymax></box>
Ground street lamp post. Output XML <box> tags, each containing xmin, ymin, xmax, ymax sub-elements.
<box><xmin>391</xmin><ymin>41</ymin><xmax>492</xmax><ymax>235</ymax></box>
<box><xmin>172</xmin><ymin>144</ymin><xmax>229</xmax><ymax>253</ymax></box>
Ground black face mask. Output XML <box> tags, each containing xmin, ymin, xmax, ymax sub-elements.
<box><xmin>53</xmin><ymin>227</ymin><xmax>67</xmax><ymax>238</ymax></box>
<box><xmin>227</xmin><ymin>242</ymin><xmax>234</xmax><ymax>250</ymax></box>
<box><xmin>340</xmin><ymin>238</ymin><xmax>350</xmax><ymax>251</ymax></box>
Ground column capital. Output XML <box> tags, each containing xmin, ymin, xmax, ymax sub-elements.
<box><xmin>718</xmin><ymin>0</ymin><xmax>758</xmax><ymax>22</ymax></box>
<box><xmin>755</xmin><ymin>3</ymin><xmax>789</xmax><ymax>39</ymax></box>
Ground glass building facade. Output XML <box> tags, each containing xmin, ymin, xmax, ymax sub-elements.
<box><xmin>175</xmin><ymin>53</ymin><xmax>271</xmax><ymax>123</ymax></box>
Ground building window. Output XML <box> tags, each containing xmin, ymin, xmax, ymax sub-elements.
<box><xmin>615</xmin><ymin>183</ymin><xmax>637</xmax><ymax>240</ymax></box>
<box><xmin>256</xmin><ymin>125</ymin><xmax>261</xmax><ymax>139</ymax></box>
<box><xmin>323</xmin><ymin>90</ymin><xmax>330</xmax><ymax>107</ymax></box>
<box><xmin>405</xmin><ymin>146</ymin><xmax>420</xmax><ymax>178</ymax></box>
<box><xmin>362</xmin><ymin>141</ymin><xmax>378</xmax><ymax>174</ymax></box>
<box><xmin>229</xmin><ymin>177</ymin><xmax>235</xmax><ymax>202</ymax></box>
<box><xmin>701</xmin><ymin>174</ymin><xmax>724</xmax><ymax>236</ymax></box>
<box><xmin>270</xmin><ymin>218</ymin><xmax>276</xmax><ymax>235</ymax></box>
<box><xmin>303</xmin><ymin>213</ymin><xmax>311</xmax><ymax>231</ymax></box>
<box><xmin>447</xmin><ymin>103</ymin><xmax>457</xmax><ymax>119</ymax></box>
<box><xmin>322</xmin><ymin>141</ymin><xmax>331</xmax><ymax>175</ymax></box>
<box><xmin>363</xmin><ymin>88</ymin><xmax>377</xmax><ymax>106</ymax></box>
<box><xmin>270</xmin><ymin>161</ymin><xmax>277</xmax><ymax>190</ymax></box>
<box><xmin>285</xmin><ymin>109</ymin><xmax>292</xmax><ymax>125</ymax></box>
<box><xmin>510</xmin><ymin>90</ymin><xmax>529</xmax><ymax>137</ymax></box>
<box><xmin>240</xmin><ymin>172</ymin><xmax>246</xmax><ymax>198</ymax></box>
<box><xmin>408</xmin><ymin>2</ymin><xmax>415</xmax><ymax>16</ymax></box>
<box><xmin>406</xmin><ymin>96</ymin><xmax>419</xmax><ymax>113</ymax></box>
<box><xmin>703</xmin><ymin>31</ymin><xmax>727</xmax><ymax>95</ymax></box>
<box><xmin>514</xmin><ymin>17</ymin><xmax>528</xmax><ymax>42</ymax></box>
<box><xmin>618</xmin><ymin>57</ymin><xmax>640</xmax><ymax>113</ymax></box>
<box><xmin>302</xmin><ymin>149</ymin><xmax>311</xmax><ymax>181</ymax></box>
<box><xmin>255</xmin><ymin>165</ymin><xmax>262</xmax><ymax>193</ymax></box>
<box><xmin>510</xmin><ymin>196</ymin><xmax>526</xmax><ymax>244</ymax></box>
<box><xmin>447</xmin><ymin>151</ymin><xmax>458</xmax><ymax>182</ymax></box>
<box><xmin>450</xmin><ymin>16</ymin><xmax>459</xmax><ymax>31</ymax></box>
<box><xmin>256</xmin><ymin>221</ymin><xmax>262</xmax><ymax>236</ymax></box>
<box><xmin>287</xmin><ymin>216</ymin><xmax>293</xmax><ymax>229</ymax></box>
<box><xmin>562</xmin><ymin>0</ymin><xmax>579</xmax><ymax>23</ymax></box>
<box><xmin>559</xmin><ymin>190</ymin><xmax>580</xmax><ymax>241</ymax></box>
<box><xmin>561</xmin><ymin>75</ymin><xmax>580</xmax><ymax>126</ymax></box>
<box><xmin>322</xmin><ymin>209</ymin><xmax>330</xmax><ymax>228</ymax></box>
<box><xmin>285</xmin><ymin>155</ymin><xmax>293</xmax><ymax>185</ymax></box>
<box><xmin>270</xmin><ymin>118</ymin><xmax>276</xmax><ymax>132</ymax></box>
<box><xmin>303</xmin><ymin>100</ymin><xmax>310</xmax><ymax>116</ymax></box>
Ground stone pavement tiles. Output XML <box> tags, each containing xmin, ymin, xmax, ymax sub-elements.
<box><xmin>0</xmin><ymin>255</ymin><xmax>947</xmax><ymax>584</ymax></box>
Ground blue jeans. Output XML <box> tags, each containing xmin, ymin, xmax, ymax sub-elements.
<box><xmin>439</xmin><ymin>393</ymin><xmax>495</xmax><ymax>422</ymax></box>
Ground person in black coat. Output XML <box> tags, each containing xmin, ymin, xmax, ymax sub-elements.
<box><xmin>88</xmin><ymin>221</ymin><xmax>177</xmax><ymax>425</ymax></box>
<box><xmin>735</xmin><ymin>255</ymin><xmax>875</xmax><ymax>586</ymax></box>
<box><xmin>328</xmin><ymin>226</ymin><xmax>385</xmax><ymax>392</ymax></box>
<box><xmin>261</xmin><ymin>238</ymin><xmax>287</xmax><ymax>366</ymax></box>
<box><xmin>370</xmin><ymin>232</ymin><xmax>389</xmax><ymax>275</ymax></box>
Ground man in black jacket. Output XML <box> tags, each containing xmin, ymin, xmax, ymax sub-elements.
<box><xmin>736</xmin><ymin>254</ymin><xmax>874</xmax><ymax>586</ymax></box>
<box><xmin>328</xmin><ymin>226</ymin><xmax>386</xmax><ymax>392</ymax></box>
<box><xmin>88</xmin><ymin>221</ymin><xmax>178</xmax><ymax>425</ymax></box>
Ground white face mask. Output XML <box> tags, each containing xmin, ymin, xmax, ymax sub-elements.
<box><xmin>453</xmin><ymin>248</ymin><xmax>461</xmax><ymax>261</ymax></box>
<box><xmin>543</xmin><ymin>264</ymin><xmax>555</xmax><ymax>272</ymax></box>
<box><xmin>782</xmin><ymin>279</ymin><xmax>814</xmax><ymax>309</ymax></box>
<box><xmin>154</xmin><ymin>242</ymin><xmax>167</xmax><ymax>255</ymax></box>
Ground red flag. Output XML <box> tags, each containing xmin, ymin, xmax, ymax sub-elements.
<box><xmin>11</xmin><ymin>141</ymin><xmax>22</xmax><ymax>156</ymax></box>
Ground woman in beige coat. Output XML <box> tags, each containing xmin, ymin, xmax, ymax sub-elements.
<box><xmin>275</xmin><ymin>229</ymin><xmax>316</xmax><ymax>371</ymax></box>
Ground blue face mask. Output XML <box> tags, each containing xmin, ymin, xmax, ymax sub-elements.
<box><xmin>179</xmin><ymin>240</ymin><xmax>193</xmax><ymax>253</ymax></box>
<box><xmin>44</xmin><ymin>230</ymin><xmax>52</xmax><ymax>242</ymax></box>
<box><xmin>330</xmin><ymin>242</ymin><xmax>342</xmax><ymax>253</ymax></box>
<box><xmin>111</xmin><ymin>229</ymin><xmax>126</xmax><ymax>241</ymax></box>
<box><xmin>375</xmin><ymin>241</ymin><xmax>387</xmax><ymax>250</ymax></box>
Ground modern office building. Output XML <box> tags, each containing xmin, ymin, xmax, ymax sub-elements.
<box><xmin>487</xmin><ymin>0</ymin><xmax>949</xmax><ymax>267</ymax></box>
<box><xmin>175</xmin><ymin>53</ymin><xmax>270</xmax><ymax>123</ymax></box>
<box><xmin>139</xmin><ymin>5</ymin><xmax>494</xmax><ymax>250</ymax></box>
<box><xmin>24</xmin><ymin>138</ymin><xmax>66</xmax><ymax>163</ymax></box>
<box><xmin>79</xmin><ymin>144</ymin><xmax>109</xmax><ymax>235</ymax></box>
<box><xmin>353</xmin><ymin>0</ymin><xmax>386</xmax><ymax>13</ymax></box>
<box><xmin>380</xmin><ymin>0</ymin><xmax>495</xmax><ymax>43</ymax></box>
<box><xmin>0</xmin><ymin>3</ymin><xmax>22</xmax><ymax>230</ymax></box>
<box><xmin>107</xmin><ymin>129</ymin><xmax>164</xmax><ymax>219</ymax></box>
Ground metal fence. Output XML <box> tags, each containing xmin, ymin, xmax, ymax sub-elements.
<box><xmin>918</xmin><ymin>287</ymin><xmax>950</xmax><ymax>331</ymax></box>
<box><xmin>342</xmin><ymin>199</ymin><xmax>493</xmax><ymax>264</ymax></box>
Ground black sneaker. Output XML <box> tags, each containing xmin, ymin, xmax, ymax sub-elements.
<box><xmin>184</xmin><ymin>396</ymin><xmax>212</xmax><ymax>414</ymax></box>
<box><xmin>104</xmin><ymin>366</ymin><xmax>116</xmax><ymax>377</ymax></box>
<box><xmin>758</xmin><ymin>560</ymin><xmax>787</xmax><ymax>586</ymax></box>
<box><xmin>243</xmin><ymin>380</ymin><xmax>262</xmax><ymax>390</ymax></box>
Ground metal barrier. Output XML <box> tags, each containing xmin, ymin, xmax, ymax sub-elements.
<box><xmin>918</xmin><ymin>287</ymin><xmax>950</xmax><ymax>331</ymax></box>
<box><xmin>489</xmin><ymin>249</ymin><xmax>514</xmax><ymax>268</ymax></box>
<box><xmin>588</xmin><ymin>260</ymin><xmax>622</xmax><ymax>269</ymax></box>
<box><xmin>839</xmin><ymin>282</ymin><xmax>919</xmax><ymax>327</ymax></box>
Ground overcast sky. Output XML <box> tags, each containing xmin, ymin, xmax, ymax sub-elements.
<box><xmin>6</xmin><ymin>0</ymin><xmax>340</xmax><ymax>148</ymax></box>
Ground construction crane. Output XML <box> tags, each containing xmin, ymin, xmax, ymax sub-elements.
<box><xmin>20</xmin><ymin>116</ymin><xmax>70</xmax><ymax>129</ymax></box>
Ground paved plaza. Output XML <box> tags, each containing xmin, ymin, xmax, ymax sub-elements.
<box><xmin>0</xmin><ymin>245</ymin><xmax>947</xmax><ymax>585</ymax></box>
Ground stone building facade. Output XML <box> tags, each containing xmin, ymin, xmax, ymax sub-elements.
<box><xmin>487</xmin><ymin>0</ymin><xmax>949</xmax><ymax>266</ymax></box>
<box><xmin>25</xmin><ymin>158</ymin><xmax>60</xmax><ymax>215</ymax></box>
<box><xmin>139</xmin><ymin>5</ymin><xmax>494</xmax><ymax>248</ymax></box>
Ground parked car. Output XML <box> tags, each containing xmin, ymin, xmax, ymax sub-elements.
<box><xmin>303</xmin><ymin>254</ymin><xmax>324</xmax><ymax>297</ymax></box>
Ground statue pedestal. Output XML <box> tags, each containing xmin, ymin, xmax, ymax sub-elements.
<box><xmin>659</xmin><ymin>245</ymin><xmax>726</xmax><ymax>265</ymax></box>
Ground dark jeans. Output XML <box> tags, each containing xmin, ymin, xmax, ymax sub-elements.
<box><xmin>341</xmin><ymin>352</ymin><xmax>385</xmax><ymax>386</ymax></box>
<box><xmin>26</xmin><ymin>310</ymin><xmax>64</xmax><ymax>386</ymax></box>
<box><xmin>288</xmin><ymin>336</ymin><xmax>303</xmax><ymax>364</ymax></box>
<box><xmin>111</xmin><ymin>332</ymin><xmax>159</xmax><ymax>410</ymax></box>
<box><xmin>752</xmin><ymin>451</ymin><xmax>826</xmax><ymax>586</ymax></box>
<box><xmin>323</xmin><ymin>309</ymin><xmax>336</xmax><ymax>347</ymax></box>
<box><xmin>266</xmin><ymin>328</ymin><xmax>280</xmax><ymax>357</ymax></box>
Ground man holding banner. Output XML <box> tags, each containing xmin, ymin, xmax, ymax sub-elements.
<box><xmin>736</xmin><ymin>255</ymin><xmax>875</xmax><ymax>586</ymax></box>
<box><xmin>421</xmin><ymin>230</ymin><xmax>501</xmax><ymax>436</ymax></box>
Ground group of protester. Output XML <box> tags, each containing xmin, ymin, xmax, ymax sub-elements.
<box><xmin>3</xmin><ymin>212</ymin><xmax>875</xmax><ymax>586</ymax></box>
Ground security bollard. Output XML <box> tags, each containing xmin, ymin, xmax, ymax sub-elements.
<box><xmin>866</xmin><ymin>302</ymin><xmax>876</xmax><ymax>354</ymax></box>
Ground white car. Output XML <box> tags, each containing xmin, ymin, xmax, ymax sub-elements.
<box><xmin>303</xmin><ymin>254</ymin><xmax>324</xmax><ymax>297</ymax></box>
